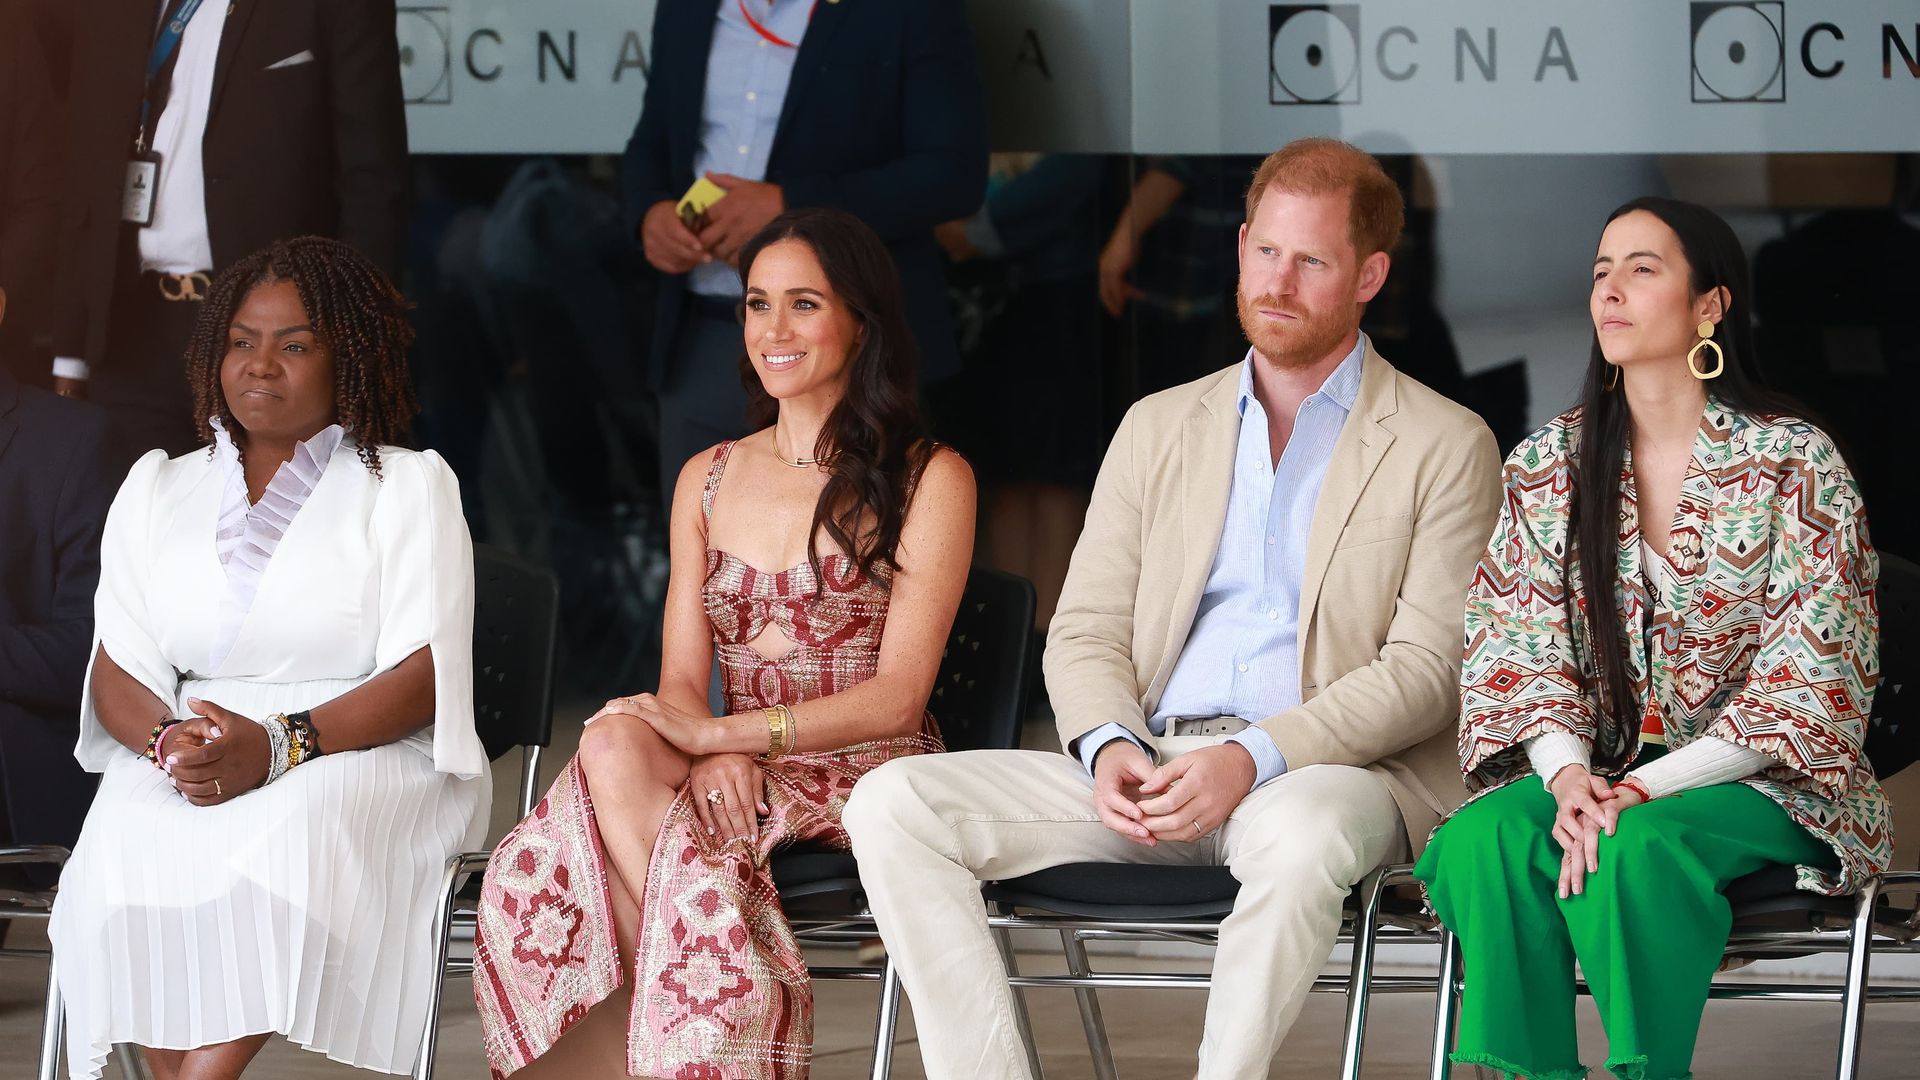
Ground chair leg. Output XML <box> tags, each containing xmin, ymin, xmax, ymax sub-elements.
<box><xmin>1340</xmin><ymin>867</ymin><xmax>1389</xmax><ymax>1080</ymax></box>
<box><xmin>993</xmin><ymin>925</ymin><xmax>1047</xmax><ymax>1080</ymax></box>
<box><xmin>39</xmin><ymin>954</ymin><xmax>61</xmax><ymax>1080</ymax></box>
<box><xmin>1429</xmin><ymin>925</ymin><xmax>1461</xmax><ymax>1080</ymax></box>
<box><xmin>1835</xmin><ymin>878</ymin><xmax>1880</xmax><ymax>1080</ymax></box>
<box><xmin>414</xmin><ymin>854</ymin><xmax>472</xmax><ymax>1080</ymax></box>
<box><xmin>1058</xmin><ymin>929</ymin><xmax>1118</xmax><ymax>1080</ymax></box>
<box><xmin>867</xmin><ymin>956</ymin><xmax>904</xmax><ymax>1080</ymax></box>
<box><xmin>116</xmin><ymin>1046</ymin><xmax>152</xmax><ymax>1080</ymax></box>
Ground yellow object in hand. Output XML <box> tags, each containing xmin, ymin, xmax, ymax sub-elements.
<box><xmin>676</xmin><ymin>177</ymin><xmax>729</xmax><ymax>230</ymax></box>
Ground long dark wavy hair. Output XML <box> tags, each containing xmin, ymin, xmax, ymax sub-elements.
<box><xmin>184</xmin><ymin>236</ymin><xmax>418</xmax><ymax>477</ymax></box>
<box><xmin>736</xmin><ymin>208</ymin><xmax>935</xmax><ymax>586</ymax></box>
<box><xmin>1571</xmin><ymin>197</ymin><xmax>1817</xmax><ymax>770</ymax></box>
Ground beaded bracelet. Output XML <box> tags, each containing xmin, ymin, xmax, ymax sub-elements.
<box><xmin>256</xmin><ymin>714</ymin><xmax>292</xmax><ymax>784</ymax></box>
<box><xmin>287</xmin><ymin>710</ymin><xmax>324</xmax><ymax>761</ymax></box>
<box><xmin>144</xmin><ymin>718</ymin><xmax>184</xmax><ymax>768</ymax></box>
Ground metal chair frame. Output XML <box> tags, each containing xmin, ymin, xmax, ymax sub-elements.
<box><xmin>979</xmin><ymin>863</ymin><xmax>1444</xmax><ymax>1080</ymax></box>
<box><xmin>1426</xmin><ymin>871</ymin><xmax>1920</xmax><ymax>1080</ymax></box>
<box><xmin>413</xmin><ymin>745</ymin><xmax>545</xmax><ymax>1080</ymax></box>
<box><xmin>781</xmin><ymin>565</ymin><xmax>1041</xmax><ymax>1079</ymax></box>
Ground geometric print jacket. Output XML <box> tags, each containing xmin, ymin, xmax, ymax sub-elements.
<box><xmin>1457</xmin><ymin>400</ymin><xmax>1889</xmax><ymax>895</ymax></box>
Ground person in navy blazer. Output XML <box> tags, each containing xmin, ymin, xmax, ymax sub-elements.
<box><xmin>622</xmin><ymin>0</ymin><xmax>988</xmax><ymax>500</ymax></box>
<box><xmin>0</xmin><ymin>288</ymin><xmax>119</xmax><ymax>877</ymax></box>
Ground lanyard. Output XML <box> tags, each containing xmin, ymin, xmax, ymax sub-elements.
<box><xmin>736</xmin><ymin>0</ymin><xmax>815</xmax><ymax>50</ymax></box>
<box><xmin>136</xmin><ymin>0</ymin><xmax>210</xmax><ymax>152</ymax></box>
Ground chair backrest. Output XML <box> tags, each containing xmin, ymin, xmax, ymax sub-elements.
<box><xmin>472</xmin><ymin>544</ymin><xmax>560</xmax><ymax>762</ymax></box>
<box><xmin>1866</xmin><ymin>551</ymin><xmax>1918</xmax><ymax>781</ymax></box>
<box><xmin>930</xmin><ymin>566</ymin><xmax>1036</xmax><ymax>754</ymax></box>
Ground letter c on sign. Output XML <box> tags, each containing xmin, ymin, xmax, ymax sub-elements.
<box><xmin>1801</xmin><ymin>23</ymin><xmax>1843</xmax><ymax>78</ymax></box>
<box><xmin>1378</xmin><ymin>26</ymin><xmax>1418</xmax><ymax>81</ymax></box>
<box><xmin>466</xmin><ymin>29</ymin><xmax>503</xmax><ymax>82</ymax></box>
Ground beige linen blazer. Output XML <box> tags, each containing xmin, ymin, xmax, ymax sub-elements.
<box><xmin>1045</xmin><ymin>343</ymin><xmax>1502</xmax><ymax>853</ymax></box>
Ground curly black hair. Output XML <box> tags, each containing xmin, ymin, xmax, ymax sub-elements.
<box><xmin>184</xmin><ymin>236</ymin><xmax>417</xmax><ymax>477</ymax></box>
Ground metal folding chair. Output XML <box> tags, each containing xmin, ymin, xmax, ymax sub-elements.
<box><xmin>779</xmin><ymin>565</ymin><xmax>1039</xmax><ymax>1079</ymax></box>
<box><xmin>978</xmin><ymin>859</ymin><xmax>1442</xmax><ymax>1079</ymax></box>
<box><xmin>414</xmin><ymin>544</ymin><xmax>560</xmax><ymax>1080</ymax></box>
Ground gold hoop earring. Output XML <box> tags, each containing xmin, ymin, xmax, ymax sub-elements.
<box><xmin>1688</xmin><ymin>319</ymin><xmax>1724</xmax><ymax>380</ymax></box>
<box><xmin>1605</xmin><ymin>364</ymin><xmax>1620</xmax><ymax>391</ymax></box>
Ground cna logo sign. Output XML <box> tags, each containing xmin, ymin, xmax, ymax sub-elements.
<box><xmin>1690</xmin><ymin>2</ymin><xmax>1787</xmax><ymax>102</ymax></box>
<box><xmin>1269</xmin><ymin>5</ymin><xmax>1363</xmax><ymax>105</ymax></box>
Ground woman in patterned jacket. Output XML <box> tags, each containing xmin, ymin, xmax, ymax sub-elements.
<box><xmin>1414</xmin><ymin>197</ymin><xmax>1887</xmax><ymax>1080</ymax></box>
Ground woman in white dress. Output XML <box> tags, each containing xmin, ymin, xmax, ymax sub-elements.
<box><xmin>50</xmin><ymin>236</ymin><xmax>491</xmax><ymax>1080</ymax></box>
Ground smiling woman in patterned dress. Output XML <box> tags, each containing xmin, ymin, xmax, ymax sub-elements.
<box><xmin>473</xmin><ymin>208</ymin><xmax>976</xmax><ymax>1080</ymax></box>
<box><xmin>1413</xmin><ymin>197</ymin><xmax>1889</xmax><ymax>1080</ymax></box>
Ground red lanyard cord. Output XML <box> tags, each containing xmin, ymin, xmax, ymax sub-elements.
<box><xmin>737</xmin><ymin>0</ymin><xmax>816</xmax><ymax>49</ymax></box>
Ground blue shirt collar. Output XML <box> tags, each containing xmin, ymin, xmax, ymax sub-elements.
<box><xmin>1236</xmin><ymin>332</ymin><xmax>1367</xmax><ymax>419</ymax></box>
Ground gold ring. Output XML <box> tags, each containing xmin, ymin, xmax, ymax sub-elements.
<box><xmin>1190</xmin><ymin>819</ymin><xmax>1202</xmax><ymax>837</ymax></box>
<box><xmin>706</xmin><ymin>789</ymin><xmax>724</xmax><ymax>805</ymax></box>
<box><xmin>214</xmin><ymin>778</ymin><xmax>223</xmax><ymax>796</ymax></box>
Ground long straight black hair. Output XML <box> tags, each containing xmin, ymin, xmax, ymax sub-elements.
<box><xmin>736</xmin><ymin>208</ymin><xmax>934</xmax><ymax>588</ymax></box>
<box><xmin>1571</xmin><ymin>197</ymin><xmax>1817</xmax><ymax>770</ymax></box>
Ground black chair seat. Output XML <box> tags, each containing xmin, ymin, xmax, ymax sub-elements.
<box><xmin>987</xmin><ymin>863</ymin><xmax>1241</xmax><ymax>920</ymax></box>
<box><xmin>772</xmin><ymin>847</ymin><xmax>867</xmax><ymax>915</ymax></box>
<box><xmin>986</xmin><ymin>862</ymin><xmax>1434</xmax><ymax>924</ymax></box>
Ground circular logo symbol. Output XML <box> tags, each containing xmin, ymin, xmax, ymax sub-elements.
<box><xmin>1693</xmin><ymin>4</ymin><xmax>1784</xmax><ymax>101</ymax></box>
<box><xmin>396</xmin><ymin>10</ymin><xmax>452</xmax><ymax>104</ymax></box>
<box><xmin>1270</xmin><ymin>9</ymin><xmax>1360</xmax><ymax>104</ymax></box>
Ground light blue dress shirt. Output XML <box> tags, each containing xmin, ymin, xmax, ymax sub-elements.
<box><xmin>687</xmin><ymin>0</ymin><xmax>812</xmax><ymax>298</ymax></box>
<box><xmin>1075</xmin><ymin>336</ymin><xmax>1367</xmax><ymax>789</ymax></box>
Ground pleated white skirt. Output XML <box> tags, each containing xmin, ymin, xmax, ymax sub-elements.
<box><xmin>50</xmin><ymin>676</ymin><xmax>491</xmax><ymax>1078</ymax></box>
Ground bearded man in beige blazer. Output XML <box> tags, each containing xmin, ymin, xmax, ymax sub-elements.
<box><xmin>844</xmin><ymin>139</ymin><xmax>1502</xmax><ymax>1079</ymax></box>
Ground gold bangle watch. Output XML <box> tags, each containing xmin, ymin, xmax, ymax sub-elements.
<box><xmin>762</xmin><ymin>704</ymin><xmax>799</xmax><ymax>757</ymax></box>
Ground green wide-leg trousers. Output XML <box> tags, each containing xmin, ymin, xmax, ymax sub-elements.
<box><xmin>1414</xmin><ymin>781</ymin><xmax>1835</xmax><ymax>1080</ymax></box>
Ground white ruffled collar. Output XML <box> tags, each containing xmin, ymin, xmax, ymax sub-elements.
<box><xmin>207</xmin><ymin>418</ymin><xmax>350</xmax><ymax>671</ymax></box>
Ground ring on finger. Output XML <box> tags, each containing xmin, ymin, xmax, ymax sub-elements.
<box><xmin>214</xmin><ymin>778</ymin><xmax>223</xmax><ymax>796</ymax></box>
<box><xmin>706</xmin><ymin>788</ymin><xmax>725</xmax><ymax>805</ymax></box>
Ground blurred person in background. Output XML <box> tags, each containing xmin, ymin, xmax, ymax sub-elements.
<box><xmin>0</xmin><ymin>0</ymin><xmax>64</xmax><ymax>387</ymax></box>
<box><xmin>935</xmin><ymin>152</ymin><xmax>1106</xmax><ymax>645</ymax></box>
<box><xmin>0</xmin><ymin>283</ymin><xmax>118</xmax><ymax>890</ymax></box>
<box><xmin>623</xmin><ymin>0</ymin><xmax>987</xmax><ymax>504</ymax></box>
<box><xmin>53</xmin><ymin>0</ymin><xmax>408</xmax><ymax>461</ymax></box>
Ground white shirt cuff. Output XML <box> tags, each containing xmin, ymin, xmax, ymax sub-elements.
<box><xmin>1225</xmin><ymin>726</ymin><xmax>1288</xmax><ymax>789</ymax></box>
<box><xmin>52</xmin><ymin>357</ymin><xmax>91</xmax><ymax>380</ymax></box>
<box><xmin>1629</xmin><ymin>737</ymin><xmax>1774</xmax><ymax>798</ymax></box>
<box><xmin>1073</xmin><ymin>722</ymin><xmax>1150</xmax><ymax>776</ymax></box>
<box><xmin>1526</xmin><ymin>730</ymin><xmax>1591</xmax><ymax>789</ymax></box>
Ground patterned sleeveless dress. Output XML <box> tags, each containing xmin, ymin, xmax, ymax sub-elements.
<box><xmin>474</xmin><ymin>442</ymin><xmax>942</xmax><ymax>1079</ymax></box>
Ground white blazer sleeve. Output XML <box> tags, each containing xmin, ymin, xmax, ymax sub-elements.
<box><xmin>76</xmin><ymin>450</ymin><xmax>176</xmax><ymax>771</ymax></box>
<box><xmin>370</xmin><ymin>450</ymin><xmax>488</xmax><ymax>778</ymax></box>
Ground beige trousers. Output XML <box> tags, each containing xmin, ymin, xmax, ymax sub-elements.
<box><xmin>842</xmin><ymin>746</ymin><xmax>1408</xmax><ymax>1080</ymax></box>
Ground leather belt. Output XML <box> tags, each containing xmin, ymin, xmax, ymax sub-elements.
<box><xmin>1168</xmin><ymin>715</ymin><xmax>1252</xmax><ymax>737</ymax></box>
<box><xmin>149</xmin><ymin>270</ymin><xmax>212</xmax><ymax>302</ymax></box>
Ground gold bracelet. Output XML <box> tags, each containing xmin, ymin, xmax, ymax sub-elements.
<box><xmin>775</xmin><ymin>703</ymin><xmax>798</xmax><ymax>755</ymax></box>
<box><xmin>764</xmin><ymin>706</ymin><xmax>786</xmax><ymax>756</ymax></box>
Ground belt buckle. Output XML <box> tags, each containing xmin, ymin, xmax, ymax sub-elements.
<box><xmin>157</xmin><ymin>271</ymin><xmax>211</xmax><ymax>302</ymax></box>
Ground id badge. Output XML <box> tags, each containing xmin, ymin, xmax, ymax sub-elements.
<box><xmin>122</xmin><ymin>154</ymin><xmax>161</xmax><ymax>226</ymax></box>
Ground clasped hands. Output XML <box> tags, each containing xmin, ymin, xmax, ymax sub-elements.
<box><xmin>1091</xmin><ymin>740</ymin><xmax>1256</xmax><ymax>847</ymax></box>
<box><xmin>158</xmin><ymin>698</ymin><xmax>273</xmax><ymax>807</ymax></box>
<box><xmin>1548</xmin><ymin>764</ymin><xmax>1648</xmax><ymax>899</ymax></box>
<box><xmin>592</xmin><ymin>693</ymin><xmax>766</xmax><ymax>843</ymax></box>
